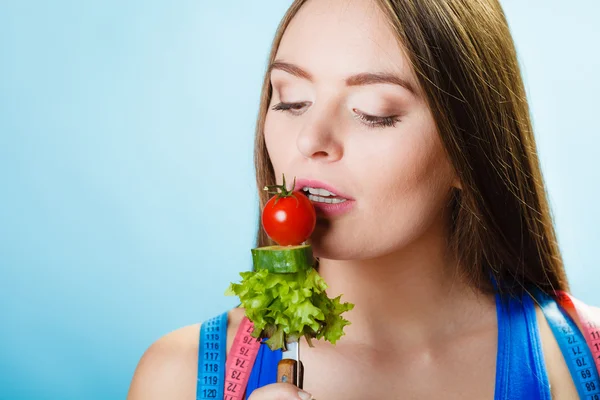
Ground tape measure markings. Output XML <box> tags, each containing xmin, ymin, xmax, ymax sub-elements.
<box><xmin>224</xmin><ymin>316</ymin><xmax>261</xmax><ymax>400</ymax></box>
<box><xmin>535</xmin><ymin>289</ymin><xmax>600</xmax><ymax>399</ymax></box>
<box><xmin>555</xmin><ymin>290</ymin><xmax>600</xmax><ymax>378</ymax></box>
<box><xmin>197</xmin><ymin>312</ymin><xmax>228</xmax><ymax>399</ymax></box>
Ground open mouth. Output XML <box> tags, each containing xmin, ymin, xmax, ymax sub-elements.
<box><xmin>301</xmin><ymin>187</ymin><xmax>348</xmax><ymax>204</ymax></box>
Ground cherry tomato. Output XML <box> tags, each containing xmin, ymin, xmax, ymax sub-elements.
<box><xmin>262</xmin><ymin>175</ymin><xmax>316</xmax><ymax>246</ymax></box>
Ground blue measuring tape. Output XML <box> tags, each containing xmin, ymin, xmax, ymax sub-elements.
<box><xmin>196</xmin><ymin>311</ymin><xmax>228</xmax><ymax>400</ymax></box>
<box><xmin>533</xmin><ymin>288</ymin><xmax>600</xmax><ymax>399</ymax></box>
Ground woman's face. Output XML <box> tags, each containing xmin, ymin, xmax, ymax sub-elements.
<box><xmin>264</xmin><ymin>0</ymin><xmax>459</xmax><ymax>261</ymax></box>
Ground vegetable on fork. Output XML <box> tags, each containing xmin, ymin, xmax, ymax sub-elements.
<box><xmin>225</xmin><ymin>173</ymin><xmax>354</xmax><ymax>388</ymax></box>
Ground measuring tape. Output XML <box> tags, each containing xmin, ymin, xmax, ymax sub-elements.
<box><xmin>224</xmin><ymin>316</ymin><xmax>261</xmax><ymax>399</ymax></box>
<box><xmin>197</xmin><ymin>312</ymin><xmax>228</xmax><ymax>399</ymax></box>
<box><xmin>197</xmin><ymin>312</ymin><xmax>260</xmax><ymax>400</ymax></box>
<box><xmin>555</xmin><ymin>290</ymin><xmax>600</xmax><ymax>383</ymax></box>
<box><xmin>534</xmin><ymin>288</ymin><xmax>600</xmax><ymax>399</ymax></box>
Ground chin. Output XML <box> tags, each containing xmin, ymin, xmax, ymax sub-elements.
<box><xmin>307</xmin><ymin>231</ymin><xmax>338</xmax><ymax>261</ymax></box>
<box><xmin>307</xmin><ymin>233</ymin><xmax>368</xmax><ymax>261</ymax></box>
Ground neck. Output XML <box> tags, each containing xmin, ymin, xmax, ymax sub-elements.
<box><xmin>313</xmin><ymin>223</ymin><xmax>496</xmax><ymax>352</ymax></box>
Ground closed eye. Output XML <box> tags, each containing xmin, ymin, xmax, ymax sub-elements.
<box><xmin>271</xmin><ymin>101</ymin><xmax>309</xmax><ymax>115</ymax></box>
<box><xmin>353</xmin><ymin>108</ymin><xmax>400</xmax><ymax>128</ymax></box>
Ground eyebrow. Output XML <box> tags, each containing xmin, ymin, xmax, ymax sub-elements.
<box><xmin>269</xmin><ymin>60</ymin><xmax>417</xmax><ymax>96</ymax></box>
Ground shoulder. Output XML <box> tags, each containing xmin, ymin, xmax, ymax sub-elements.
<box><xmin>534</xmin><ymin>294</ymin><xmax>600</xmax><ymax>400</ymax></box>
<box><xmin>126</xmin><ymin>323</ymin><xmax>201</xmax><ymax>399</ymax></box>
<box><xmin>126</xmin><ymin>308</ymin><xmax>247</xmax><ymax>400</ymax></box>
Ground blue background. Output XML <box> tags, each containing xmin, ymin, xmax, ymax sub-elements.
<box><xmin>0</xmin><ymin>1</ymin><xmax>597</xmax><ymax>399</ymax></box>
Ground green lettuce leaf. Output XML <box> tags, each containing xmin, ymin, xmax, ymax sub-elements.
<box><xmin>225</xmin><ymin>268</ymin><xmax>354</xmax><ymax>351</ymax></box>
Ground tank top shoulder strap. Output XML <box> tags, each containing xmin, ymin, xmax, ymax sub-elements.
<box><xmin>244</xmin><ymin>343</ymin><xmax>282</xmax><ymax>399</ymax></box>
<box><xmin>494</xmin><ymin>290</ymin><xmax>552</xmax><ymax>400</ymax></box>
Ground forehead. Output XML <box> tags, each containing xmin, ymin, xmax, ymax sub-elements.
<box><xmin>275</xmin><ymin>0</ymin><xmax>414</xmax><ymax>83</ymax></box>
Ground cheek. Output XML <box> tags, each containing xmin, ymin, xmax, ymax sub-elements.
<box><xmin>388</xmin><ymin>138</ymin><xmax>451</xmax><ymax>204</ymax></box>
<box><xmin>371</xmin><ymin>130</ymin><xmax>453</xmax><ymax>217</ymax></box>
<box><xmin>321</xmin><ymin>127</ymin><xmax>455</xmax><ymax>259</ymax></box>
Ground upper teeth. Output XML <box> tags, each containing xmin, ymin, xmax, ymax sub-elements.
<box><xmin>303</xmin><ymin>186</ymin><xmax>335</xmax><ymax>197</ymax></box>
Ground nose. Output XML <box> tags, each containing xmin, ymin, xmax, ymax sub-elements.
<box><xmin>296</xmin><ymin>111</ymin><xmax>344</xmax><ymax>163</ymax></box>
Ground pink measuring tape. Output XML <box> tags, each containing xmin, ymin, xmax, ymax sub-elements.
<box><xmin>224</xmin><ymin>317</ymin><xmax>261</xmax><ymax>400</ymax></box>
<box><xmin>555</xmin><ymin>290</ymin><xmax>600</xmax><ymax>374</ymax></box>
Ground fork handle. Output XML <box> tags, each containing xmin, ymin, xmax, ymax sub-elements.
<box><xmin>277</xmin><ymin>359</ymin><xmax>304</xmax><ymax>389</ymax></box>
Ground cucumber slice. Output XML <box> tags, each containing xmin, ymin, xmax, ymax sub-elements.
<box><xmin>251</xmin><ymin>244</ymin><xmax>314</xmax><ymax>273</ymax></box>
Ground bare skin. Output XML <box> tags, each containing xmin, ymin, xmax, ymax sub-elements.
<box><xmin>127</xmin><ymin>0</ymin><xmax>596</xmax><ymax>398</ymax></box>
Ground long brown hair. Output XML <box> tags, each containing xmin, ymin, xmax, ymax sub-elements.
<box><xmin>252</xmin><ymin>0</ymin><xmax>569</xmax><ymax>297</ymax></box>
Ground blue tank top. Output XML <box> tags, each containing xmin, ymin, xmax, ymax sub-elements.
<box><xmin>241</xmin><ymin>290</ymin><xmax>552</xmax><ymax>399</ymax></box>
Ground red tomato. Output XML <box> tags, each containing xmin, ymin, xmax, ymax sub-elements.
<box><xmin>262</xmin><ymin>189</ymin><xmax>316</xmax><ymax>246</ymax></box>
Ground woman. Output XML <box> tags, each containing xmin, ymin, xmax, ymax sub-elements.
<box><xmin>128</xmin><ymin>0</ymin><xmax>600</xmax><ymax>399</ymax></box>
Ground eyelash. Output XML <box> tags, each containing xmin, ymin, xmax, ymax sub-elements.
<box><xmin>271</xmin><ymin>102</ymin><xmax>400</xmax><ymax>129</ymax></box>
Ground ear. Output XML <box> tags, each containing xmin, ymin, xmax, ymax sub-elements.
<box><xmin>452</xmin><ymin>176</ymin><xmax>462</xmax><ymax>190</ymax></box>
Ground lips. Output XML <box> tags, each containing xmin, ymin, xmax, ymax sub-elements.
<box><xmin>292</xmin><ymin>178</ymin><xmax>354</xmax><ymax>200</ymax></box>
